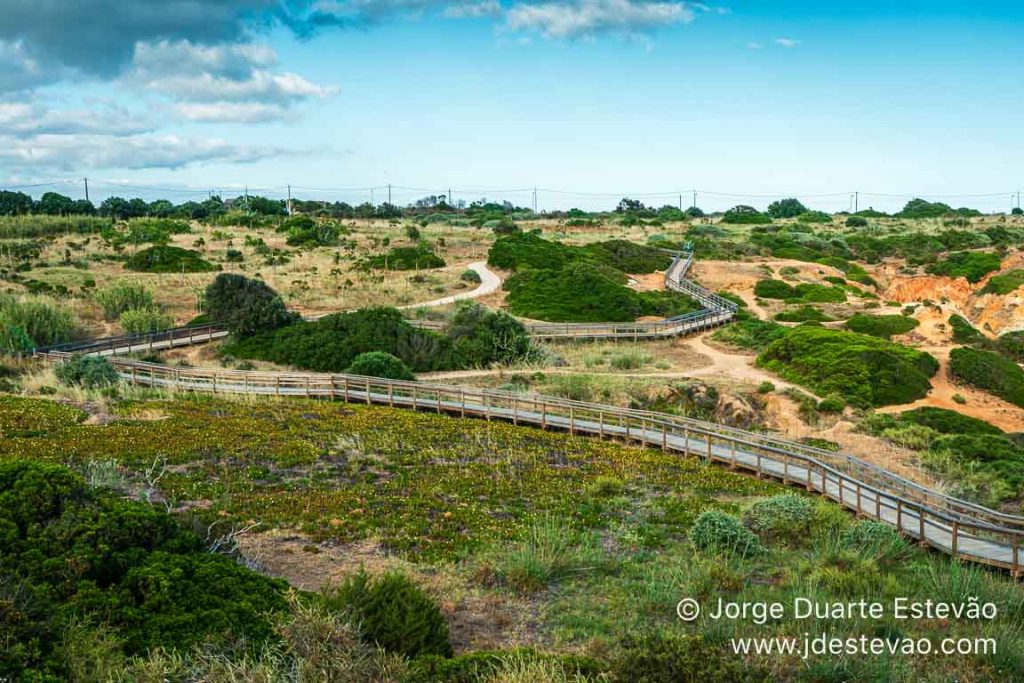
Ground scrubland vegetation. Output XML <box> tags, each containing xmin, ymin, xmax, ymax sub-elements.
<box><xmin>6</xmin><ymin>193</ymin><xmax>1024</xmax><ymax>681</ymax></box>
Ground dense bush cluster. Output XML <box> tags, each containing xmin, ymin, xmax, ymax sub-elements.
<box><xmin>711</xmin><ymin>318</ymin><xmax>787</xmax><ymax>351</ymax></box>
<box><xmin>949</xmin><ymin>346</ymin><xmax>1024</xmax><ymax>408</ymax></box>
<box><xmin>766</xmin><ymin>198</ymin><xmax>808</xmax><ymax>219</ymax></box>
<box><xmin>362</xmin><ymin>245</ymin><xmax>446</xmax><ymax>270</ymax></box>
<box><xmin>0</xmin><ymin>460</ymin><xmax>290</xmax><ymax>680</ymax></box>
<box><xmin>721</xmin><ymin>205</ymin><xmax>773</xmax><ymax>225</ymax></box>
<box><xmin>774</xmin><ymin>306</ymin><xmax>834</xmax><ymax>323</ymax></box>
<box><xmin>204</xmin><ymin>273</ymin><xmax>297</xmax><ymax>338</ymax></box>
<box><xmin>758</xmin><ymin>325</ymin><xmax>938</xmax><ymax>407</ymax></box>
<box><xmin>54</xmin><ymin>354</ymin><xmax>120</xmax><ymax>388</ymax></box>
<box><xmin>753</xmin><ymin>279</ymin><xmax>846</xmax><ymax>303</ymax></box>
<box><xmin>323</xmin><ymin>571</ymin><xmax>452</xmax><ymax>659</ymax></box>
<box><xmin>226</xmin><ymin>303</ymin><xmax>537</xmax><ymax>373</ymax></box>
<box><xmin>925</xmin><ymin>251</ymin><xmax>1002</xmax><ymax>283</ymax></box>
<box><xmin>277</xmin><ymin>214</ymin><xmax>347</xmax><ymax>247</ymax></box>
<box><xmin>843</xmin><ymin>313</ymin><xmax>919</xmax><ymax>339</ymax></box>
<box><xmin>489</xmin><ymin>231</ymin><xmax>671</xmax><ymax>275</ymax></box>
<box><xmin>980</xmin><ymin>268</ymin><xmax>1024</xmax><ymax>295</ymax></box>
<box><xmin>123</xmin><ymin>245</ymin><xmax>218</xmax><ymax>273</ymax></box>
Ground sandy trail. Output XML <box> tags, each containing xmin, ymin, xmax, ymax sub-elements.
<box><xmin>398</xmin><ymin>261</ymin><xmax>501</xmax><ymax>309</ymax></box>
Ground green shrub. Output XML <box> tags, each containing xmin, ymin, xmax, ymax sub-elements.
<box><xmin>981</xmin><ymin>269</ymin><xmax>1024</xmax><ymax>295</ymax></box>
<box><xmin>460</xmin><ymin>268</ymin><xmax>482</xmax><ymax>284</ymax></box>
<box><xmin>285</xmin><ymin>219</ymin><xmax>344</xmax><ymax>247</ymax></box>
<box><xmin>711</xmin><ymin>319</ymin><xmax>787</xmax><ymax>352</ymax></box>
<box><xmin>346</xmin><ymin>351</ymin><xmax>415</xmax><ymax>380</ymax></box>
<box><xmin>949</xmin><ymin>346</ymin><xmax>1024</xmax><ymax>408</ymax></box>
<box><xmin>504</xmin><ymin>262</ymin><xmax>697</xmax><ymax>323</ymax></box>
<box><xmin>446</xmin><ymin>302</ymin><xmax>537</xmax><ymax>367</ymax></box>
<box><xmin>0</xmin><ymin>460</ymin><xmax>288</xmax><ymax>679</ymax></box>
<box><xmin>689</xmin><ymin>511</ymin><xmax>762</xmax><ymax>556</ymax></box>
<box><xmin>611</xmin><ymin>631</ymin><xmax>765</xmax><ymax>683</ymax></box>
<box><xmin>948</xmin><ymin>314</ymin><xmax>987</xmax><ymax>345</ymax></box>
<box><xmin>766</xmin><ymin>198</ymin><xmax>808</xmax><ymax>218</ymax></box>
<box><xmin>488</xmin><ymin>232</ymin><xmax>575</xmax><ymax>271</ymax></box>
<box><xmin>797</xmin><ymin>210</ymin><xmax>833</xmax><ymax>224</ymax></box>
<box><xmin>846</xmin><ymin>216</ymin><xmax>869</xmax><ymax>228</ymax></box>
<box><xmin>742</xmin><ymin>494</ymin><xmax>813</xmax><ymax>543</ymax></box>
<box><xmin>774</xmin><ymin>306</ymin><xmax>834</xmax><ymax>323</ymax></box>
<box><xmin>54</xmin><ymin>354</ymin><xmax>120</xmax><ymax>388</ymax></box>
<box><xmin>925</xmin><ymin>251</ymin><xmax>1002</xmax><ymax>283</ymax></box>
<box><xmin>0</xmin><ymin>294</ymin><xmax>77</xmax><ymax>347</ymax></box>
<box><xmin>119</xmin><ymin>307</ymin><xmax>173</xmax><ymax>334</ymax></box>
<box><xmin>754</xmin><ymin>279</ymin><xmax>796</xmax><ymax>299</ymax></box>
<box><xmin>323</xmin><ymin>571</ymin><xmax>452</xmax><ymax>659</ymax></box>
<box><xmin>721</xmin><ymin>205</ymin><xmax>773</xmax><ymax>225</ymax></box>
<box><xmin>0</xmin><ymin>324</ymin><xmax>33</xmax><ymax>356</ymax></box>
<box><xmin>582</xmin><ymin>239</ymin><xmax>672</xmax><ymax>273</ymax></box>
<box><xmin>896</xmin><ymin>406</ymin><xmax>1001</xmax><ymax>435</ymax></box>
<box><xmin>95</xmin><ymin>281</ymin><xmax>154</xmax><ymax>320</ymax></box>
<box><xmin>817</xmin><ymin>394</ymin><xmax>846</xmax><ymax>412</ymax></box>
<box><xmin>363</xmin><ymin>246</ymin><xmax>446</xmax><ymax>270</ymax></box>
<box><xmin>757</xmin><ymin>325</ymin><xmax>938</xmax><ymax>407</ymax></box>
<box><xmin>998</xmin><ymin>330</ymin><xmax>1024</xmax><ymax>362</ymax></box>
<box><xmin>124</xmin><ymin>246</ymin><xmax>218</xmax><ymax>273</ymax></box>
<box><xmin>205</xmin><ymin>273</ymin><xmax>296</xmax><ymax>338</ymax></box>
<box><xmin>844</xmin><ymin>313</ymin><xmax>919</xmax><ymax>339</ymax></box>
<box><xmin>841</xmin><ymin>521</ymin><xmax>909</xmax><ymax>561</ymax></box>
<box><xmin>226</xmin><ymin>307</ymin><xmax>454</xmax><ymax>373</ymax></box>
<box><xmin>757</xmin><ymin>380</ymin><xmax>775</xmax><ymax>394</ymax></box>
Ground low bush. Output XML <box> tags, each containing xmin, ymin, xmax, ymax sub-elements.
<box><xmin>611</xmin><ymin>631</ymin><xmax>765</xmax><ymax>683</ymax></box>
<box><xmin>346</xmin><ymin>351</ymin><xmax>415</xmax><ymax>380</ymax></box>
<box><xmin>757</xmin><ymin>380</ymin><xmax>775</xmax><ymax>394</ymax></box>
<box><xmin>774</xmin><ymin>306</ymin><xmax>834</xmax><ymax>323</ymax></box>
<box><xmin>446</xmin><ymin>302</ymin><xmax>538</xmax><ymax>367</ymax></box>
<box><xmin>817</xmin><ymin>394</ymin><xmax>846</xmax><ymax>412</ymax></box>
<box><xmin>95</xmin><ymin>281</ymin><xmax>154</xmax><ymax>320</ymax></box>
<box><xmin>754</xmin><ymin>279</ymin><xmax>845</xmax><ymax>303</ymax></box>
<box><xmin>323</xmin><ymin>570</ymin><xmax>452</xmax><ymax>659</ymax></box>
<box><xmin>582</xmin><ymin>239</ymin><xmax>672</xmax><ymax>274</ymax></box>
<box><xmin>124</xmin><ymin>246</ymin><xmax>218</xmax><ymax>273</ymax></box>
<box><xmin>689</xmin><ymin>511</ymin><xmax>763</xmax><ymax>557</ymax></box>
<box><xmin>797</xmin><ymin>210</ymin><xmax>833</xmax><ymax>224</ymax></box>
<box><xmin>721</xmin><ymin>205</ymin><xmax>773</xmax><ymax>225</ymax></box>
<box><xmin>488</xmin><ymin>231</ymin><xmax>575</xmax><ymax>271</ymax></box>
<box><xmin>54</xmin><ymin>354</ymin><xmax>120</xmax><ymax>388</ymax></box>
<box><xmin>742</xmin><ymin>494</ymin><xmax>814</xmax><ymax>543</ymax></box>
<box><xmin>485</xmin><ymin>516</ymin><xmax>612</xmax><ymax>592</ymax></box>
<box><xmin>119</xmin><ymin>307</ymin><xmax>173</xmax><ymax>334</ymax></box>
<box><xmin>896</xmin><ymin>406</ymin><xmax>1002</xmax><ymax>435</ymax></box>
<box><xmin>844</xmin><ymin>313</ymin><xmax>919</xmax><ymax>339</ymax></box>
<box><xmin>981</xmin><ymin>269</ymin><xmax>1024</xmax><ymax>295</ymax></box>
<box><xmin>460</xmin><ymin>268</ymin><xmax>482</xmax><ymax>284</ymax></box>
<box><xmin>757</xmin><ymin>325</ymin><xmax>938</xmax><ymax>407</ymax></box>
<box><xmin>363</xmin><ymin>246</ymin><xmax>446</xmax><ymax>270</ymax></box>
<box><xmin>711</xmin><ymin>319</ymin><xmax>787</xmax><ymax>352</ymax></box>
<box><xmin>846</xmin><ymin>215</ymin><xmax>868</xmax><ymax>228</ymax></box>
<box><xmin>949</xmin><ymin>346</ymin><xmax>1024</xmax><ymax>408</ymax></box>
<box><xmin>925</xmin><ymin>251</ymin><xmax>1002</xmax><ymax>283</ymax></box>
<box><xmin>754</xmin><ymin>279</ymin><xmax>796</xmax><ymax>299</ymax></box>
<box><xmin>948</xmin><ymin>314</ymin><xmax>987</xmax><ymax>345</ymax></box>
<box><xmin>998</xmin><ymin>330</ymin><xmax>1024</xmax><ymax>362</ymax></box>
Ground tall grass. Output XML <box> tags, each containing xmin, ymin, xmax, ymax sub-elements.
<box><xmin>0</xmin><ymin>293</ymin><xmax>77</xmax><ymax>347</ymax></box>
<box><xmin>95</xmin><ymin>281</ymin><xmax>155</xmax><ymax>320</ymax></box>
<box><xmin>0</xmin><ymin>214</ymin><xmax>110</xmax><ymax>238</ymax></box>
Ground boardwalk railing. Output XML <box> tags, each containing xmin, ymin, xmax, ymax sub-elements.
<box><xmin>33</xmin><ymin>352</ymin><xmax>1024</xmax><ymax>575</ymax></box>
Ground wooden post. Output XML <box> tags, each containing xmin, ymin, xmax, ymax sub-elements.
<box><xmin>951</xmin><ymin>521</ymin><xmax>959</xmax><ymax>556</ymax></box>
<box><xmin>896</xmin><ymin>499</ymin><xmax>903</xmax><ymax>533</ymax></box>
<box><xmin>919</xmin><ymin>510</ymin><xmax>926</xmax><ymax>545</ymax></box>
<box><xmin>856</xmin><ymin>482</ymin><xmax>862</xmax><ymax>515</ymax></box>
<box><xmin>365</xmin><ymin>378</ymin><xmax>371</xmax><ymax>405</ymax></box>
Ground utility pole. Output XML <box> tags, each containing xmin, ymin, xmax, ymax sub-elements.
<box><xmin>371</xmin><ymin>188</ymin><xmax>375</xmax><ymax>205</ymax></box>
<box><xmin>678</xmin><ymin>194</ymin><xmax>682</xmax><ymax>210</ymax></box>
<box><xmin>287</xmin><ymin>184</ymin><xmax>293</xmax><ymax>216</ymax></box>
<box><xmin>387</xmin><ymin>184</ymin><xmax>392</xmax><ymax>205</ymax></box>
<box><xmin>244</xmin><ymin>186</ymin><xmax>249</xmax><ymax>211</ymax></box>
<box><xmin>83</xmin><ymin>178</ymin><xmax>89</xmax><ymax>203</ymax></box>
<box><xmin>692</xmin><ymin>189</ymin><xmax>697</xmax><ymax>210</ymax></box>
<box><xmin>448</xmin><ymin>187</ymin><xmax>452</xmax><ymax>207</ymax></box>
<box><xmin>532</xmin><ymin>187</ymin><xmax>538</xmax><ymax>213</ymax></box>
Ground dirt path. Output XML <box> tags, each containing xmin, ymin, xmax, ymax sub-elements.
<box><xmin>398</xmin><ymin>261</ymin><xmax>501</xmax><ymax>309</ymax></box>
<box><xmin>682</xmin><ymin>333</ymin><xmax>821</xmax><ymax>397</ymax></box>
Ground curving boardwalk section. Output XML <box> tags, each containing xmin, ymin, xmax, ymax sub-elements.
<box><xmin>31</xmin><ymin>249</ymin><xmax>1024</xmax><ymax>575</ymax></box>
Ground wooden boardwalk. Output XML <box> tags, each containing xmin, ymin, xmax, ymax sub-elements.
<box><xmin>33</xmin><ymin>249</ymin><xmax>1024</xmax><ymax>574</ymax></box>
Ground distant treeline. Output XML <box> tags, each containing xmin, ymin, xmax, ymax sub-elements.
<box><xmin>1</xmin><ymin>189</ymin><xmax>1015</xmax><ymax>222</ymax></box>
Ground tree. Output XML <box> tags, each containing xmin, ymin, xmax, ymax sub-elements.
<box><xmin>766</xmin><ymin>197</ymin><xmax>808</xmax><ymax>219</ymax></box>
<box><xmin>346</xmin><ymin>351</ymin><xmax>415</xmax><ymax>380</ymax></box>
<box><xmin>128</xmin><ymin>198</ymin><xmax>149</xmax><ymax>218</ymax></box>
<box><xmin>148</xmin><ymin>199</ymin><xmax>175</xmax><ymax>217</ymax></box>
<box><xmin>0</xmin><ymin>190</ymin><xmax>33</xmax><ymax>215</ymax></box>
<box><xmin>616</xmin><ymin>197</ymin><xmax>646</xmax><ymax>214</ymax></box>
<box><xmin>205</xmin><ymin>273</ymin><xmax>296</xmax><ymax>338</ymax></box>
<box><xmin>71</xmin><ymin>199</ymin><xmax>96</xmax><ymax>215</ymax></box>
<box><xmin>100</xmin><ymin>196</ymin><xmax>132</xmax><ymax>218</ymax></box>
<box><xmin>1012</xmin><ymin>207</ymin><xmax>1023</xmax><ymax>216</ymax></box>
<box><xmin>35</xmin><ymin>192</ymin><xmax>76</xmax><ymax>215</ymax></box>
<box><xmin>685</xmin><ymin>206</ymin><xmax>705</xmax><ymax>218</ymax></box>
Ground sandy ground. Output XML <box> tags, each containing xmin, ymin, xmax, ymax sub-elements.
<box><xmin>237</xmin><ymin>532</ymin><xmax>541</xmax><ymax>653</ymax></box>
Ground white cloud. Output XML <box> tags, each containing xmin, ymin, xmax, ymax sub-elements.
<box><xmin>125</xmin><ymin>40</ymin><xmax>336</xmax><ymax>122</ymax></box>
<box><xmin>505</xmin><ymin>0</ymin><xmax>696</xmax><ymax>39</ymax></box>
<box><xmin>746</xmin><ymin>41</ymin><xmax>761</xmax><ymax>49</ymax></box>
<box><xmin>0</xmin><ymin>132</ymin><xmax>290</xmax><ymax>172</ymax></box>
<box><xmin>443</xmin><ymin>0</ymin><xmax>502</xmax><ymax>17</ymax></box>
<box><xmin>0</xmin><ymin>102</ymin><xmax>153</xmax><ymax>136</ymax></box>
<box><xmin>774</xmin><ymin>37</ymin><xmax>799</xmax><ymax>48</ymax></box>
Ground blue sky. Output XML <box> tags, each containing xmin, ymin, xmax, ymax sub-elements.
<box><xmin>1</xmin><ymin>0</ymin><xmax>1022</xmax><ymax>212</ymax></box>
